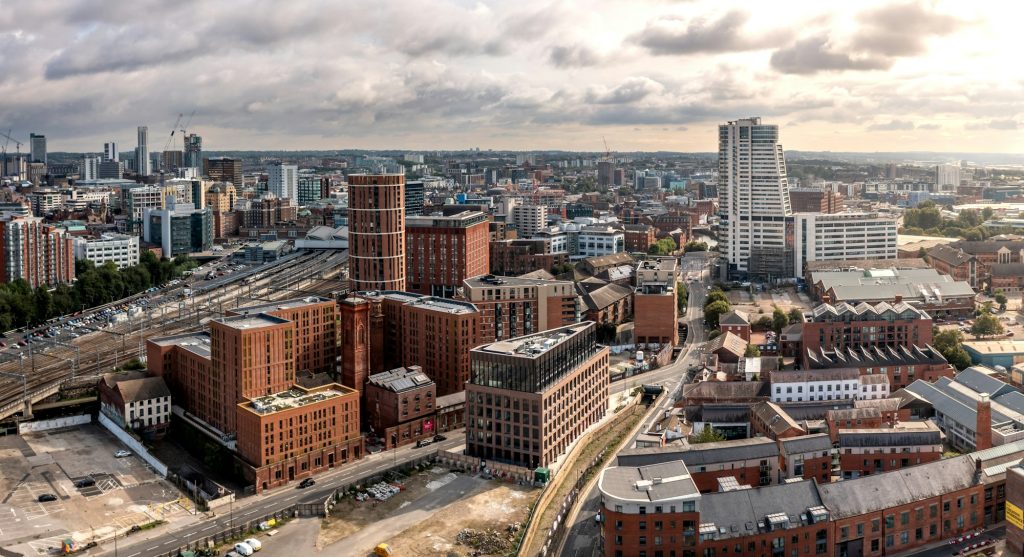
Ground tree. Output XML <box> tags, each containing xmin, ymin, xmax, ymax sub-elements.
<box><xmin>692</xmin><ymin>427</ymin><xmax>726</xmax><ymax>444</ymax></box>
<box><xmin>932</xmin><ymin>328</ymin><xmax>973</xmax><ymax>370</ymax></box>
<box><xmin>596</xmin><ymin>323</ymin><xmax>618</xmax><ymax>344</ymax></box>
<box><xmin>676</xmin><ymin>282</ymin><xmax>688</xmax><ymax>311</ymax></box>
<box><xmin>995</xmin><ymin>291</ymin><xmax>1008</xmax><ymax>311</ymax></box>
<box><xmin>917</xmin><ymin>247</ymin><xmax>929</xmax><ymax>262</ymax></box>
<box><xmin>684</xmin><ymin>241</ymin><xmax>709</xmax><ymax>253</ymax></box>
<box><xmin>707</xmin><ymin>330</ymin><xmax>722</xmax><ymax>340</ymax></box>
<box><xmin>704</xmin><ymin>300</ymin><xmax>731</xmax><ymax>329</ymax></box>
<box><xmin>771</xmin><ymin>307</ymin><xmax>789</xmax><ymax>333</ymax></box>
<box><xmin>744</xmin><ymin>343</ymin><xmax>761</xmax><ymax>357</ymax></box>
<box><xmin>787</xmin><ymin>308</ymin><xmax>804</xmax><ymax>324</ymax></box>
<box><xmin>704</xmin><ymin>289</ymin><xmax>729</xmax><ymax>307</ymax></box>
<box><xmin>971</xmin><ymin>314</ymin><xmax>1004</xmax><ymax>338</ymax></box>
<box><xmin>648</xmin><ymin>237</ymin><xmax>677</xmax><ymax>255</ymax></box>
<box><xmin>983</xmin><ymin>207</ymin><xmax>995</xmax><ymax>221</ymax></box>
<box><xmin>754</xmin><ymin>316</ymin><xmax>773</xmax><ymax>330</ymax></box>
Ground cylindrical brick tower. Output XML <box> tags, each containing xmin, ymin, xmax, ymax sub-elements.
<box><xmin>347</xmin><ymin>174</ymin><xmax>406</xmax><ymax>292</ymax></box>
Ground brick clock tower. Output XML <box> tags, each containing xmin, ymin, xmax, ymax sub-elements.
<box><xmin>339</xmin><ymin>297</ymin><xmax>370</xmax><ymax>393</ymax></box>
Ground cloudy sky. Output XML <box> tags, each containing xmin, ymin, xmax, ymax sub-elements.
<box><xmin>1</xmin><ymin>0</ymin><xmax>1021</xmax><ymax>153</ymax></box>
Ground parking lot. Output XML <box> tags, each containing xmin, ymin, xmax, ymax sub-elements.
<box><xmin>0</xmin><ymin>423</ymin><xmax>188</xmax><ymax>555</ymax></box>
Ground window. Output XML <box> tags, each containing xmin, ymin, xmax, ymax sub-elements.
<box><xmin>640</xmin><ymin>521</ymin><xmax>647</xmax><ymax>531</ymax></box>
<box><xmin>885</xmin><ymin>515</ymin><xmax>895</xmax><ymax>528</ymax></box>
<box><xmin>900</xmin><ymin>511</ymin><xmax>909</xmax><ymax>526</ymax></box>
<box><xmin>900</xmin><ymin>531</ymin><xmax>909</xmax><ymax>544</ymax></box>
<box><xmin>639</xmin><ymin>536</ymin><xmax>647</xmax><ymax>546</ymax></box>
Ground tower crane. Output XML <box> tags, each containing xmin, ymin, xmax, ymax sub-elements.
<box><xmin>180</xmin><ymin>109</ymin><xmax>196</xmax><ymax>138</ymax></box>
<box><xmin>0</xmin><ymin>129</ymin><xmax>23</xmax><ymax>155</ymax></box>
<box><xmin>163</xmin><ymin>113</ymin><xmax>184</xmax><ymax>152</ymax></box>
<box><xmin>602</xmin><ymin>136</ymin><xmax>611</xmax><ymax>161</ymax></box>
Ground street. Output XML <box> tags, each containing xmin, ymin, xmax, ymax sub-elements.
<box><xmin>560</xmin><ymin>258</ymin><xmax>711</xmax><ymax>557</ymax></box>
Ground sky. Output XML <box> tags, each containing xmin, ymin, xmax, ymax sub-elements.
<box><xmin>1</xmin><ymin>0</ymin><xmax>1022</xmax><ymax>154</ymax></box>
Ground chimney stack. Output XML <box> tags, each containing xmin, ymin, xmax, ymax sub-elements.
<box><xmin>976</xmin><ymin>393</ymin><xmax>993</xmax><ymax>451</ymax></box>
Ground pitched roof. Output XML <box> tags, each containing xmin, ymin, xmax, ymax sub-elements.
<box><xmin>778</xmin><ymin>433</ymin><xmax>832</xmax><ymax>455</ymax></box>
<box><xmin>577</xmin><ymin>281</ymin><xmax>633</xmax><ymax>311</ymax></box>
<box><xmin>706</xmin><ymin>331</ymin><xmax>746</xmax><ymax>358</ymax></box>
<box><xmin>926</xmin><ymin>244</ymin><xmax>972</xmax><ymax>266</ymax></box>
<box><xmin>809</xmin><ymin>300</ymin><xmax>929</xmax><ymax>322</ymax></box>
<box><xmin>683</xmin><ymin>381</ymin><xmax>770</xmax><ymax>401</ymax></box>
<box><xmin>826</xmin><ymin>407</ymin><xmax>882</xmax><ymax>422</ymax></box>
<box><xmin>991</xmin><ymin>263</ymin><xmax>1024</xmax><ymax>277</ymax></box>
<box><xmin>772</xmin><ymin>369</ymin><xmax>860</xmax><ymax>383</ymax></box>
<box><xmin>719</xmin><ymin>310</ymin><xmax>750</xmax><ymax>326</ymax></box>
<box><xmin>837</xmin><ymin>422</ymin><xmax>942</xmax><ymax>447</ymax></box>
<box><xmin>114</xmin><ymin>376</ymin><xmax>171</xmax><ymax>403</ymax></box>
<box><xmin>818</xmin><ymin>455</ymin><xmax>979</xmax><ymax>519</ymax></box>
<box><xmin>750</xmin><ymin>401</ymin><xmax>803</xmax><ymax>436</ymax></box>
<box><xmin>954</xmin><ymin>367</ymin><xmax>1017</xmax><ymax>398</ymax></box>
<box><xmin>806</xmin><ymin>344</ymin><xmax>949</xmax><ymax>370</ymax></box>
<box><xmin>699</xmin><ymin>480</ymin><xmax>826</xmax><ymax>540</ymax></box>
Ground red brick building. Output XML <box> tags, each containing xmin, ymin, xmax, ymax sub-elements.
<box><xmin>618</xmin><ymin>437</ymin><xmax>781</xmax><ymax>493</ymax></box>
<box><xmin>462</xmin><ymin>275</ymin><xmax>579</xmax><ymax>343</ymax></box>
<box><xmin>718</xmin><ymin>310</ymin><xmax>751</xmax><ymax>342</ymax></box>
<box><xmin>622</xmin><ymin>223</ymin><xmax>656</xmax><ymax>253</ymax></box>
<box><xmin>405</xmin><ymin>211</ymin><xmax>490</xmax><ymax>297</ymax></box>
<box><xmin>0</xmin><ymin>214</ymin><xmax>75</xmax><ymax>287</ymax></box>
<box><xmin>836</xmin><ymin>421</ymin><xmax>943</xmax><ymax>479</ymax></box>
<box><xmin>789</xmin><ymin>189</ymin><xmax>843</xmax><ymax>213</ymax></box>
<box><xmin>235</xmin><ymin>383</ymin><xmax>362</xmax><ymax>493</ymax></box>
<box><xmin>804</xmin><ymin>344</ymin><xmax>955</xmax><ymax>390</ymax></box>
<box><xmin>226</xmin><ymin>296</ymin><xmax>338</xmax><ymax>376</ymax></box>
<box><xmin>364</xmin><ymin>366</ymin><xmax>437</xmax><ymax>449</ymax></box>
<box><xmin>802</xmin><ymin>301</ymin><xmax>933</xmax><ymax>356</ymax></box>
<box><xmin>489</xmin><ymin>238</ymin><xmax>567</xmax><ymax>276</ymax></box>
<box><xmin>348</xmin><ymin>174</ymin><xmax>406</xmax><ymax>291</ymax></box>
<box><xmin>778</xmin><ymin>434</ymin><xmax>833</xmax><ymax>484</ymax></box>
<box><xmin>750</xmin><ymin>401</ymin><xmax>805</xmax><ymax>440</ymax></box>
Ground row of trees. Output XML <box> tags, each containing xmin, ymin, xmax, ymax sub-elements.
<box><xmin>703</xmin><ymin>288</ymin><xmax>731</xmax><ymax>328</ymax></box>
<box><xmin>648</xmin><ymin>237</ymin><xmax>677</xmax><ymax>255</ymax></box>
<box><xmin>901</xmin><ymin>202</ymin><xmax>1008</xmax><ymax>241</ymax></box>
<box><xmin>0</xmin><ymin>251</ymin><xmax>197</xmax><ymax>332</ymax></box>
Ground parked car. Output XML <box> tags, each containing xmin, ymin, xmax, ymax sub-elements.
<box><xmin>415</xmin><ymin>439</ymin><xmax>432</xmax><ymax>448</ymax></box>
<box><xmin>433</xmin><ymin>434</ymin><xmax>447</xmax><ymax>442</ymax></box>
<box><xmin>298</xmin><ymin>478</ymin><xmax>315</xmax><ymax>488</ymax></box>
<box><xmin>38</xmin><ymin>493</ymin><xmax>57</xmax><ymax>502</ymax></box>
<box><xmin>74</xmin><ymin>477</ymin><xmax>96</xmax><ymax>488</ymax></box>
<box><xmin>243</xmin><ymin>538</ymin><xmax>262</xmax><ymax>551</ymax></box>
<box><xmin>114</xmin><ymin>450</ymin><xmax>132</xmax><ymax>458</ymax></box>
<box><xmin>233</xmin><ymin>542</ymin><xmax>254</xmax><ymax>556</ymax></box>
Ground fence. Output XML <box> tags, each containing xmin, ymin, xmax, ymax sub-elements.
<box><xmin>97</xmin><ymin>412</ymin><xmax>169</xmax><ymax>476</ymax></box>
<box><xmin>18</xmin><ymin>413</ymin><xmax>91</xmax><ymax>434</ymax></box>
<box><xmin>318</xmin><ymin>453</ymin><xmax>440</xmax><ymax>517</ymax></box>
<box><xmin>151</xmin><ymin>506</ymin><xmax>298</xmax><ymax>557</ymax></box>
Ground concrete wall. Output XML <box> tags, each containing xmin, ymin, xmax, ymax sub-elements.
<box><xmin>97</xmin><ymin>412</ymin><xmax>168</xmax><ymax>476</ymax></box>
<box><xmin>18</xmin><ymin>414</ymin><xmax>91</xmax><ymax>434</ymax></box>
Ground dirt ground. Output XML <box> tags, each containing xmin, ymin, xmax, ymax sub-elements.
<box><xmin>318</xmin><ymin>467</ymin><xmax>537</xmax><ymax>557</ymax></box>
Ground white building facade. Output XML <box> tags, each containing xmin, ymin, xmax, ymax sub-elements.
<box><xmin>73</xmin><ymin>233</ymin><xmax>140</xmax><ymax>269</ymax></box>
<box><xmin>267</xmin><ymin>163</ymin><xmax>298</xmax><ymax>206</ymax></box>
<box><xmin>792</xmin><ymin>212</ymin><xmax>899</xmax><ymax>277</ymax></box>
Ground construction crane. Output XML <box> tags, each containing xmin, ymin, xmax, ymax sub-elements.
<box><xmin>0</xmin><ymin>129</ymin><xmax>22</xmax><ymax>155</ymax></box>
<box><xmin>602</xmin><ymin>136</ymin><xmax>611</xmax><ymax>161</ymax></box>
<box><xmin>163</xmin><ymin>113</ymin><xmax>184</xmax><ymax>152</ymax></box>
<box><xmin>180</xmin><ymin>109</ymin><xmax>196</xmax><ymax>138</ymax></box>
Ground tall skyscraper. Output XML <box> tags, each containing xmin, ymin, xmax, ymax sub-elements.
<box><xmin>348</xmin><ymin>174</ymin><xmax>406</xmax><ymax>291</ymax></box>
<box><xmin>103</xmin><ymin>142</ymin><xmax>118</xmax><ymax>162</ymax></box>
<box><xmin>719</xmin><ymin>117</ymin><xmax>792</xmax><ymax>278</ymax></box>
<box><xmin>597</xmin><ymin>160</ymin><xmax>612</xmax><ymax>186</ymax></box>
<box><xmin>267</xmin><ymin>163</ymin><xmax>298</xmax><ymax>205</ymax></box>
<box><xmin>81</xmin><ymin>156</ymin><xmax>100</xmax><ymax>180</ymax></box>
<box><xmin>136</xmin><ymin>126</ymin><xmax>150</xmax><ymax>176</ymax></box>
<box><xmin>29</xmin><ymin>133</ymin><xmax>46</xmax><ymax>165</ymax></box>
<box><xmin>183</xmin><ymin>134</ymin><xmax>202</xmax><ymax>170</ymax></box>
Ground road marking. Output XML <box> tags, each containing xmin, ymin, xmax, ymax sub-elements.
<box><xmin>146</xmin><ymin>545</ymin><xmax>159</xmax><ymax>551</ymax></box>
<box><xmin>128</xmin><ymin>552</ymin><xmax>140</xmax><ymax>557</ymax></box>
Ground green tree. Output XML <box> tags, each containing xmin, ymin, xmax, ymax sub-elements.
<box><xmin>744</xmin><ymin>343</ymin><xmax>761</xmax><ymax>357</ymax></box>
<box><xmin>595</xmin><ymin>322</ymin><xmax>618</xmax><ymax>344</ymax></box>
<box><xmin>787</xmin><ymin>308</ymin><xmax>804</xmax><ymax>324</ymax></box>
<box><xmin>691</xmin><ymin>427</ymin><xmax>726</xmax><ymax>444</ymax></box>
<box><xmin>994</xmin><ymin>291</ymin><xmax>1009</xmax><ymax>311</ymax></box>
<box><xmin>683</xmin><ymin>241</ymin><xmax>709</xmax><ymax>253</ymax></box>
<box><xmin>648</xmin><ymin>237</ymin><xmax>677</xmax><ymax>255</ymax></box>
<box><xmin>933</xmin><ymin>328</ymin><xmax>964</xmax><ymax>353</ymax></box>
<box><xmin>704</xmin><ymin>300</ymin><xmax>731</xmax><ymax>329</ymax></box>
<box><xmin>704</xmin><ymin>289</ymin><xmax>729</xmax><ymax>308</ymax></box>
<box><xmin>771</xmin><ymin>307</ymin><xmax>789</xmax><ymax>333</ymax></box>
<box><xmin>676</xmin><ymin>282</ymin><xmax>688</xmax><ymax>311</ymax></box>
<box><xmin>754</xmin><ymin>315</ymin><xmax>773</xmax><ymax>330</ymax></box>
<box><xmin>982</xmin><ymin>207</ymin><xmax>995</xmax><ymax>221</ymax></box>
<box><xmin>971</xmin><ymin>313</ymin><xmax>1004</xmax><ymax>338</ymax></box>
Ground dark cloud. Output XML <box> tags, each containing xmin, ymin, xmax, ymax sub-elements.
<box><xmin>549</xmin><ymin>44</ymin><xmax>601</xmax><ymax>68</ymax></box>
<box><xmin>586</xmin><ymin>77</ymin><xmax>663</xmax><ymax>105</ymax></box>
<box><xmin>867</xmin><ymin>119</ymin><xmax>915</xmax><ymax>131</ymax></box>
<box><xmin>632</xmin><ymin>10</ymin><xmax>789</xmax><ymax>55</ymax></box>
<box><xmin>852</xmin><ymin>2</ymin><xmax>963</xmax><ymax>56</ymax></box>
<box><xmin>770</xmin><ymin>35</ymin><xmax>891</xmax><ymax>75</ymax></box>
<box><xmin>966</xmin><ymin>119</ymin><xmax>1019</xmax><ymax>130</ymax></box>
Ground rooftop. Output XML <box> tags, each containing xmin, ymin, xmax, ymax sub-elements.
<box><xmin>241</xmin><ymin>384</ymin><xmax>354</xmax><ymax>415</ymax></box>
<box><xmin>367</xmin><ymin>366</ymin><xmax>434</xmax><ymax>393</ymax></box>
<box><xmin>476</xmin><ymin>322</ymin><xmax>593</xmax><ymax>358</ymax></box>
<box><xmin>962</xmin><ymin>339</ymin><xmax>1024</xmax><ymax>355</ymax></box>
<box><xmin>213</xmin><ymin>313</ymin><xmax>291</xmax><ymax>330</ymax></box>
<box><xmin>598</xmin><ymin>460</ymin><xmax>700</xmax><ymax>503</ymax></box>
<box><xmin>699</xmin><ymin>480</ymin><xmax>827</xmax><ymax>540</ymax></box>
<box><xmin>464</xmin><ymin>274</ymin><xmax>571</xmax><ymax>288</ymax></box>
<box><xmin>618</xmin><ymin>437</ymin><xmax>780</xmax><ymax>468</ymax></box>
<box><xmin>148</xmin><ymin>331</ymin><xmax>212</xmax><ymax>359</ymax></box>
<box><xmin>232</xmin><ymin>296</ymin><xmax>334</xmax><ymax>314</ymax></box>
<box><xmin>406</xmin><ymin>210</ymin><xmax>488</xmax><ymax>227</ymax></box>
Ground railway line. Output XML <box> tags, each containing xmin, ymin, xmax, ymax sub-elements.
<box><xmin>0</xmin><ymin>249</ymin><xmax>349</xmax><ymax>422</ymax></box>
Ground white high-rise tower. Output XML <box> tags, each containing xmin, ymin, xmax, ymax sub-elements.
<box><xmin>267</xmin><ymin>163</ymin><xmax>298</xmax><ymax>206</ymax></box>
<box><xmin>718</xmin><ymin>117</ymin><xmax>792</xmax><ymax>278</ymax></box>
<box><xmin>136</xmin><ymin>126</ymin><xmax>150</xmax><ymax>176</ymax></box>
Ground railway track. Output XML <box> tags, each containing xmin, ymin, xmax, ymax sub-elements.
<box><xmin>0</xmin><ymin>249</ymin><xmax>348</xmax><ymax>422</ymax></box>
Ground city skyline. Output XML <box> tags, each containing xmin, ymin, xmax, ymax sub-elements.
<box><xmin>0</xmin><ymin>1</ymin><xmax>1021</xmax><ymax>153</ymax></box>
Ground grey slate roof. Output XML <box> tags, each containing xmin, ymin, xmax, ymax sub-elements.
<box><xmin>699</xmin><ymin>480</ymin><xmax>826</xmax><ymax>540</ymax></box>
<box><xmin>618</xmin><ymin>437</ymin><xmax>779</xmax><ymax>468</ymax></box>
<box><xmin>837</xmin><ymin>423</ymin><xmax>942</xmax><ymax>447</ymax></box>
<box><xmin>719</xmin><ymin>310</ymin><xmax>750</xmax><ymax>326</ymax></box>
<box><xmin>817</xmin><ymin>455</ymin><xmax>978</xmax><ymax>519</ymax></box>
<box><xmin>954</xmin><ymin>367</ymin><xmax>1017</xmax><ymax>398</ymax></box>
<box><xmin>779</xmin><ymin>433</ymin><xmax>832</xmax><ymax>455</ymax></box>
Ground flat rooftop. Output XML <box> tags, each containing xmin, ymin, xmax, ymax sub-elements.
<box><xmin>476</xmin><ymin>322</ymin><xmax>592</xmax><ymax>358</ymax></box>
<box><xmin>355</xmin><ymin>290</ymin><xmax>424</xmax><ymax>304</ymax></box>
<box><xmin>149</xmin><ymin>331</ymin><xmax>212</xmax><ymax>359</ymax></box>
<box><xmin>242</xmin><ymin>385</ymin><xmax>354</xmax><ymax>415</ymax></box>
<box><xmin>234</xmin><ymin>296</ymin><xmax>333</xmax><ymax>313</ymax></box>
<box><xmin>405</xmin><ymin>296</ymin><xmax>478</xmax><ymax>314</ymax></box>
<box><xmin>599</xmin><ymin>460</ymin><xmax>699</xmax><ymax>503</ymax></box>
<box><xmin>464</xmin><ymin>275</ymin><xmax>572</xmax><ymax>288</ymax></box>
<box><xmin>213</xmin><ymin>313</ymin><xmax>291</xmax><ymax>330</ymax></box>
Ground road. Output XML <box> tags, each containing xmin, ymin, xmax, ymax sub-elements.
<box><xmin>904</xmin><ymin>526</ymin><xmax>1004</xmax><ymax>557</ymax></box>
<box><xmin>0</xmin><ymin>249</ymin><xmax>349</xmax><ymax>422</ymax></box>
<box><xmin>90</xmin><ymin>433</ymin><xmax>466</xmax><ymax>557</ymax></box>
<box><xmin>560</xmin><ymin>259</ymin><xmax>712</xmax><ymax>557</ymax></box>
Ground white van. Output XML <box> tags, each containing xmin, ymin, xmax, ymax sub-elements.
<box><xmin>234</xmin><ymin>542</ymin><xmax>254</xmax><ymax>556</ymax></box>
<box><xmin>243</xmin><ymin>538</ymin><xmax>262</xmax><ymax>551</ymax></box>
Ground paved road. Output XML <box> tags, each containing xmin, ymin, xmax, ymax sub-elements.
<box><xmin>561</xmin><ymin>261</ymin><xmax>712</xmax><ymax>557</ymax></box>
<box><xmin>903</xmin><ymin>526</ymin><xmax>1004</xmax><ymax>557</ymax></box>
<box><xmin>90</xmin><ymin>433</ymin><xmax>466</xmax><ymax>557</ymax></box>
